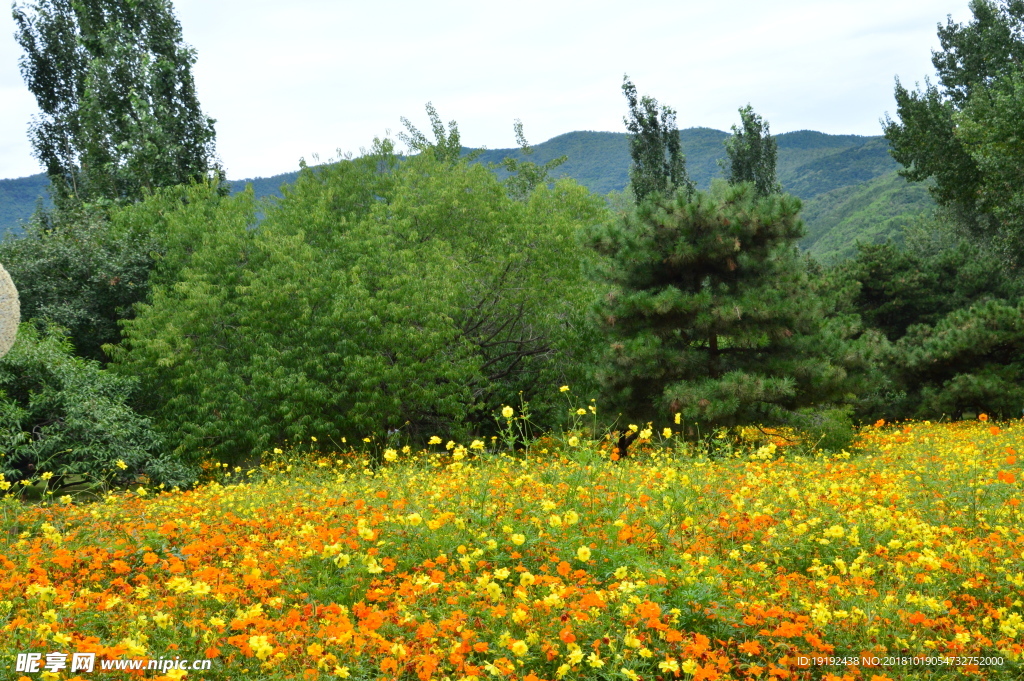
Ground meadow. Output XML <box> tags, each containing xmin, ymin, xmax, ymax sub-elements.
<box><xmin>1</xmin><ymin>406</ymin><xmax>1022</xmax><ymax>681</ymax></box>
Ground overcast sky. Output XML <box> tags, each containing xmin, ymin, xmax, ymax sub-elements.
<box><xmin>0</xmin><ymin>0</ymin><xmax>974</xmax><ymax>181</ymax></box>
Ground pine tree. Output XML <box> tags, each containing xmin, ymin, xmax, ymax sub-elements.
<box><xmin>13</xmin><ymin>0</ymin><xmax>220</xmax><ymax>207</ymax></box>
<box><xmin>585</xmin><ymin>181</ymin><xmax>864</xmax><ymax>432</ymax></box>
<box><xmin>721</xmin><ymin>105</ymin><xmax>781</xmax><ymax>197</ymax></box>
<box><xmin>621</xmin><ymin>76</ymin><xmax>693</xmax><ymax>203</ymax></box>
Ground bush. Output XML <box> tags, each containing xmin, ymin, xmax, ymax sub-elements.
<box><xmin>0</xmin><ymin>204</ymin><xmax>158</xmax><ymax>362</ymax></box>
<box><xmin>0</xmin><ymin>323</ymin><xmax>196</xmax><ymax>489</ymax></box>
<box><xmin>111</xmin><ymin>145</ymin><xmax>607</xmax><ymax>463</ymax></box>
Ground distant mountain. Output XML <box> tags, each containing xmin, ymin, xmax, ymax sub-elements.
<box><xmin>0</xmin><ymin>128</ymin><xmax>933</xmax><ymax>261</ymax></box>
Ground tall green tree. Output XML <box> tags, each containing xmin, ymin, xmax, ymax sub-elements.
<box><xmin>721</xmin><ymin>105</ymin><xmax>780</xmax><ymax>197</ymax></box>
<box><xmin>883</xmin><ymin>0</ymin><xmax>1024</xmax><ymax>264</ymax></box>
<box><xmin>13</xmin><ymin>0</ymin><xmax>220</xmax><ymax>207</ymax></box>
<box><xmin>621</xmin><ymin>76</ymin><xmax>693</xmax><ymax>203</ymax></box>
<box><xmin>585</xmin><ymin>181</ymin><xmax>873</xmax><ymax>434</ymax></box>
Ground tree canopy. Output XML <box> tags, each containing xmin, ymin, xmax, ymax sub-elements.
<box><xmin>13</xmin><ymin>0</ymin><xmax>220</xmax><ymax>207</ymax></box>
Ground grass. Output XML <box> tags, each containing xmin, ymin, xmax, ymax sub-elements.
<box><xmin>1</xmin><ymin>414</ymin><xmax>1022</xmax><ymax>681</ymax></box>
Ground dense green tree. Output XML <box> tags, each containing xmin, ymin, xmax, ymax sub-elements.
<box><xmin>827</xmin><ymin>238</ymin><xmax>1020</xmax><ymax>342</ymax></box>
<box><xmin>621</xmin><ymin>76</ymin><xmax>693</xmax><ymax>203</ymax></box>
<box><xmin>721</xmin><ymin>105</ymin><xmax>780</xmax><ymax>197</ymax></box>
<box><xmin>0</xmin><ymin>204</ymin><xmax>158</xmax><ymax>361</ymax></box>
<box><xmin>585</xmin><ymin>181</ymin><xmax>874</xmax><ymax>435</ymax></box>
<box><xmin>893</xmin><ymin>300</ymin><xmax>1024</xmax><ymax>419</ymax></box>
<box><xmin>883</xmin><ymin>0</ymin><xmax>1024</xmax><ymax>264</ymax></box>
<box><xmin>13</xmin><ymin>0</ymin><xmax>219</xmax><ymax>207</ymax></box>
<box><xmin>111</xmin><ymin>137</ymin><xmax>606</xmax><ymax>462</ymax></box>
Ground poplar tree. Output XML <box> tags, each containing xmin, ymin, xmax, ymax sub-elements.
<box><xmin>621</xmin><ymin>76</ymin><xmax>693</xmax><ymax>203</ymax></box>
<box><xmin>13</xmin><ymin>0</ymin><xmax>220</xmax><ymax>207</ymax></box>
<box><xmin>722</xmin><ymin>105</ymin><xmax>781</xmax><ymax>197</ymax></box>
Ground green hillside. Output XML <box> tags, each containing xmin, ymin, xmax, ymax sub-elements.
<box><xmin>0</xmin><ymin>128</ymin><xmax>934</xmax><ymax>260</ymax></box>
<box><xmin>800</xmin><ymin>170</ymin><xmax>935</xmax><ymax>262</ymax></box>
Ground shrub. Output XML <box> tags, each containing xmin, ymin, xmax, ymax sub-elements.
<box><xmin>0</xmin><ymin>323</ymin><xmax>195</xmax><ymax>489</ymax></box>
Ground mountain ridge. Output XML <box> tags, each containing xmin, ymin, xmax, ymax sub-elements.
<box><xmin>0</xmin><ymin>128</ymin><xmax>933</xmax><ymax>261</ymax></box>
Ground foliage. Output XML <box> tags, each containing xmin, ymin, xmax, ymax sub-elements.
<box><xmin>955</xmin><ymin>63</ymin><xmax>1024</xmax><ymax>263</ymax></box>
<box><xmin>883</xmin><ymin>0</ymin><xmax>1024</xmax><ymax>266</ymax></box>
<box><xmin>111</xmin><ymin>140</ymin><xmax>607</xmax><ymax>463</ymax></box>
<box><xmin>495</xmin><ymin>120</ymin><xmax>567</xmax><ymax>201</ymax></box>
<box><xmin>0</xmin><ymin>323</ymin><xmax>194</xmax><ymax>489</ymax></box>
<box><xmin>2</xmin><ymin>418</ymin><xmax>1022</xmax><ymax>679</ymax></box>
<box><xmin>828</xmin><ymin>237</ymin><xmax>1020</xmax><ymax>342</ymax></box>
<box><xmin>585</xmin><ymin>180</ymin><xmax>874</xmax><ymax>432</ymax></box>
<box><xmin>12</xmin><ymin>0</ymin><xmax>220</xmax><ymax>207</ymax></box>
<box><xmin>0</xmin><ymin>204</ymin><xmax>157</xmax><ymax>362</ymax></box>
<box><xmin>720</xmin><ymin>105</ymin><xmax>780</xmax><ymax>196</ymax></box>
<box><xmin>397</xmin><ymin>102</ymin><xmax>465</xmax><ymax>165</ymax></box>
<box><xmin>621</xmin><ymin>76</ymin><xmax>693</xmax><ymax>203</ymax></box>
<box><xmin>893</xmin><ymin>299</ymin><xmax>1024</xmax><ymax>420</ymax></box>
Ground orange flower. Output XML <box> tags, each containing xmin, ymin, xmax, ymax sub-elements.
<box><xmin>979</xmin><ymin>413</ymin><xmax>988</xmax><ymax>421</ymax></box>
<box><xmin>738</xmin><ymin>640</ymin><xmax>762</xmax><ymax>655</ymax></box>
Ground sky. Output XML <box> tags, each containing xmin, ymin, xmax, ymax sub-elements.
<box><xmin>0</xmin><ymin>0</ymin><xmax>975</xmax><ymax>181</ymax></box>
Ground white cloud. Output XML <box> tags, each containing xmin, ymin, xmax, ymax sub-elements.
<box><xmin>0</xmin><ymin>0</ymin><xmax>975</xmax><ymax>180</ymax></box>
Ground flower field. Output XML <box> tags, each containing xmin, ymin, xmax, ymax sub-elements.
<box><xmin>1</xmin><ymin>418</ymin><xmax>1022</xmax><ymax>681</ymax></box>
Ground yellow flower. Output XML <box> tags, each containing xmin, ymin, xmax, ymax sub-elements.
<box><xmin>587</xmin><ymin>651</ymin><xmax>605</xmax><ymax>668</ymax></box>
<box><xmin>662</xmin><ymin>427</ymin><xmax>672</xmax><ymax>438</ymax></box>
<box><xmin>470</xmin><ymin>440</ymin><xmax>485</xmax><ymax>450</ymax></box>
<box><xmin>153</xmin><ymin>612</ymin><xmax>172</xmax><ymax>628</ymax></box>
<box><xmin>614</xmin><ymin>566</ymin><xmax>629</xmax><ymax>579</ymax></box>
<box><xmin>628</xmin><ymin>424</ymin><xmax>638</xmax><ymax>433</ymax></box>
<box><xmin>428</xmin><ymin>436</ymin><xmax>442</xmax><ymax>445</ymax></box>
<box><xmin>511</xmin><ymin>533</ymin><xmax>526</xmax><ymax>546</ymax></box>
<box><xmin>116</xmin><ymin>459</ymin><xmax>128</xmax><ymax>470</ymax></box>
<box><xmin>383</xmin><ymin>448</ymin><xmax>398</xmax><ymax>462</ymax></box>
<box><xmin>674</xmin><ymin>413</ymin><xmax>681</xmax><ymax>424</ymax></box>
<box><xmin>568</xmin><ymin>436</ymin><xmax>579</xmax><ymax>447</ymax></box>
<box><xmin>520</xmin><ymin>572</ymin><xmax>535</xmax><ymax>586</ymax></box>
<box><xmin>548</xmin><ymin>514</ymin><xmax>562</xmax><ymax>527</ymax></box>
<box><xmin>621</xmin><ymin>668</ymin><xmax>639</xmax><ymax>681</ymax></box>
<box><xmin>273</xmin><ymin>447</ymin><xmax>283</xmax><ymax>454</ymax></box>
<box><xmin>659</xmin><ymin>659</ymin><xmax>680</xmax><ymax>674</ymax></box>
<box><xmin>560</xmin><ymin>385</ymin><xmax>570</xmax><ymax>392</ymax></box>
<box><xmin>564</xmin><ymin>510</ymin><xmax>579</xmax><ymax>525</ymax></box>
<box><xmin>334</xmin><ymin>667</ymin><xmax>350</xmax><ymax>678</ymax></box>
<box><xmin>576</xmin><ymin>546</ymin><xmax>592</xmax><ymax>561</ymax></box>
<box><xmin>311</xmin><ymin>436</ymin><xmax>317</xmax><ymax>442</ymax></box>
<box><xmin>40</xmin><ymin>471</ymin><xmax>53</xmax><ymax>480</ymax></box>
<box><xmin>502</xmin><ymin>406</ymin><xmax>514</xmax><ymax>418</ymax></box>
<box><xmin>681</xmin><ymin>659</ymin><xmax>698</xmax><ymax>674</ymax></box>
<box><xmin>59</xmin><ymin>495</ymin><xmax>72</xmax><ymax>504</ymax></box>
<box><xmin>135</xmin><ymin>487</ymin><xmax>148</xmax><ymax>497</ymax></box>
<box><xmin>576</xmin><ymin>408</ymin><xmax>587</xmax><ymax>415</ymax></box>
<box><xmin>511</xmin><ymin>640</ymin><xmax>529</xmax><ymax>657</ymax></box>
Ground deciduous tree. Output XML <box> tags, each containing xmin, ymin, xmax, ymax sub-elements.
<box><xmin>621</xmin><ymin>76</ymin><xmax>693</xmax><ymax>203</ymax></box>
<box><xmin>13</xmin><ymin>0</ymin><xmax>220</xmax><ymax>207</ymax></box>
